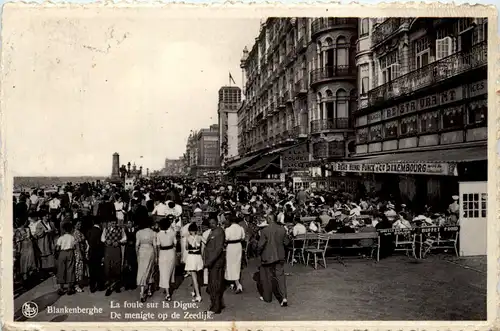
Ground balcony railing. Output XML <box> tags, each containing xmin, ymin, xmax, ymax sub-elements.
<box><xmin>278</xmin><ymin>96</ymin><xmax>286</xmax><ymax>108</ymax></box>
<box><xmin>312</xmin><ymin>141</ymin><xmax>346</xmax><ymax>159</ymax></box>
<box><xmin>310</xmin><ymin>65</ymin><xmax>356</xmax><ymax>85</ymax></box>
<box><xmin>297</xmin><ymin>36</ymin><xmax>307</xmax><ymax>53</ymax></box>
<box><xmin>294</xmin><ymin>79</ymin><xmax>308</xmax><ymax>96</ymax></box>
<box><xmin>310</xmin><ymin>118</ymin><xmax>350</xmax><ymax>133</ymax></box>
<box><xmin>311</xmin><ymin>18</ymin><xmax>357</xmax><ymax>38</ymax></box>
<box><xmin>292</xmin><ymin>125</ymin><xmax>308</xmax><ymax>137</ymax></box>
<box><xmin>367</xmin><ymin>41</ymin><xmax>487</xmax><ymax>108</ymax></box>
<box><xmin>372</xmin><ymin>18</ymin><xmax>412</xmax><ymax>46</ymax></box>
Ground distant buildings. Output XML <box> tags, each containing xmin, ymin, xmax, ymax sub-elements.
<box><xmin>218</xmin><ymin>86</ymin><xmax>242</xmax><ymax>166</ymax></box>
<box><xmin>185</xmin><ymin>124</ymin><xmax>220</xmax><ymax>177</ymax></box>
<box><xmin>163</xmin><ymin>158</ymin><xmax>186</xmax><ymax>176</ymax></box>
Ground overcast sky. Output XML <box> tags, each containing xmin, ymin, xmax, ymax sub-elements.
<box><xmin>2</xmin><ymin>6</ymin><xmax>261</xmax><ymax>176</ymax></box>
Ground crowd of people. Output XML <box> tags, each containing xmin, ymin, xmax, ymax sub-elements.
<box><xmin>13</xmin><ymin>177</ymin><xmax>460</xmax><ymax>314</ymax></box>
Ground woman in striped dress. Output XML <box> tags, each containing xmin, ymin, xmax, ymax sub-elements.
<box><xmin>135</xmin><ymin>217</ymin><xmax>157</xmax><ymax>302</ymax></box>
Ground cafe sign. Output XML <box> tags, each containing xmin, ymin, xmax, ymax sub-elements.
<box><xmin>332</xmin><ymin>161</ymin><xmax>456</xmax><ymax>176</ymax></box>
<box><xmin>282</xmin><ymin>143</ymin><xmax>309</xmax><ymax>171</ymax></box>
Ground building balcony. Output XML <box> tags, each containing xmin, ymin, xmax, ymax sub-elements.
<box><xmin>294</xmin><ymin>79</ymin><xmax>308</xmax><ymax>97</ymax></box>
<box><xmin>367</xmin><ymin>41</ymin><xmax>487</xmax><ymax>108</ymax></box>
<box><xmin>292</xmin><ymin>125</ymin><xmax>308</xmax><ymax>138</ymax></box>
<box><xmin>310</xmin><ymin>65</ymin><xmax>356</xmax><ymax>86</ymax></box>
<box><xmin>313</xmin><ymin>140</ymin><xmax>346</xmax><ymax>159</ymax></box>
<box><xmin>278</xmin><ymin>95</ymin><xmax>286</xmax><ymax>108</ymax></box>
<box><xmin>285</xmin><ymin>46</ymin><xmax>296</xmax><ymax>65</ymax></box>
<box><xmin>310</xmin><ymin>118</ymin><xmax>350</xmax><ymax>134</ymax></box>
<box><xmin>372</xmin><ymin>18</ymin><xmax>412</xmax><ymax>46</ymax></box>
<box><xmin>297</xmin><ymin>36</ymin><xmax>307</xmax><ymax>53</ymax></box>
<box><xmin>284</xmin><ymin>89</ymin><xmax>294</xmax><ymax>103</ymax></box>
<box><xmin>311</xmin><ymin>18</ymin><xmax>357</xmax><ymax>39</ymax></box>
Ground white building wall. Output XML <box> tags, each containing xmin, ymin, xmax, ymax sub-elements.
<box><xmin>227</xmin><ymin>112</ymin><xmax>239</xmax><ymax>158</ymax></box>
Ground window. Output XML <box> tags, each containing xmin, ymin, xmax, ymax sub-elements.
<box><xmin>360</xmin><ymin>64</ymin><xmax>370</xmax><ymax>95</ymax></box>
<box><xmin>462</xmin><ymin>192</ymin><xmax>487</xmax><ymax>218</ymax></box>
<box><xmin>419</xmin><ymin>111</ymin><xmax>439</xmax><ymax>133</ymax></box>
<box><xmin>357</xmin><ymin>128</ymin><xmax>368</xmax><ymax>143</ymax></box>
<box><xmin>436</xmin><ymin>36</ymin><xmax>453</xmax><ymax>60</ymax></box>
<box><xmin>468</xmin><ymin>99</ymin><xmax>487</xmax><ymax>125</ymax></box>
<box><xmin>360</xmin><ymin>18</ymin><xmax>369</xmax><ymax>37</ymax></box>
<box><xmin>336</xmin><ymin>89</ymin><xmax>348</xmax><ymax>118</ymax></box>
<box><xmin>369</xmin><ymin>124</ymin><xmax>382</xmax><ymax>141</ymax></box>
<box><xmin>400</xmin><ymin>115</ymin><xmax>417</xmax><ymax>136</ymax></box>
<box><xmin>415</xmin><ymin>37</ymin><xmax>430</xmax><ymax>69</ymax></box>
<box><xmin>380</xmin><ymin>51</ymin><xmax>399</xmax><ymax>84</ymax></box>
<box><xmin>336</xmin><ymin>36</ymin><xmax>348</xmax><ymax>66</ymax></box>
<box><xmin>384</xmin><ymin>120</ymin><xmax>398</xmax><ymax>139</ymax></box>
<box><xmin>442</xmin><ymin>106</ymin><xmax>464</xmax><ymax>129</ymax></box>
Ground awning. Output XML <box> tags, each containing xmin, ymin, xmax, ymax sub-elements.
<box><xmin>226</xmin><ymin>154</ymin><xmax>261</xmax><ymax>170</ymax></box>
<box><xmin>243</xmin><ymin>154</ymin><xmax>280</xmax><ymax>173</ymax></box>
<box><xmin>332</xmin><ymin>146</ymin><xmax>486</xmax><ymax>176</ymax></box>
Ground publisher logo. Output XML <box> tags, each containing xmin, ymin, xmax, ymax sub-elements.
<box><xmin>22</xmin><ymin>302</ymin><xmax>38</xmax><ymax>319</ymax></box>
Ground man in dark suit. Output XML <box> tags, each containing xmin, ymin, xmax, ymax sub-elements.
<box><xmin>203</xmin><ymin>218</ymin><xmax>226</xmax><ymax>314</ymax></box>
<box><xmin>257</xmin><ymin>214</ymin><xmax>290</xmax><ymax>306</ymax></box>
<box><xmin>87</xmin><ymin>218</ymin><xmax>104</xmax><ymax>292</ymax></box>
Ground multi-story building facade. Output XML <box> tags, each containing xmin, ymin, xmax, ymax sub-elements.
<box><xmin>235</xmin><ymin>17</ymin><xmax>358</xmax><ymax>176</ymax></box>
<box><xmin>189</xmin><ymin>124</ymin><xmax>221</xmax><ymax>177</ymax></box>
<box><xmin>348</xmin><ymin>17</ymin><xmax>488</xmax><ymax>208</ymax></box>
<box><xmin>163</xmin><ymin>158</ymin><xmax>185</xmax><ymax>176</ymax></box>
<box><xmin>218</xmin><ymin>86</ymin><xmax>241</xmax><ymax>166</ymax></box>
<box><xmin>185</xmin><ymin>132</ymin><xmax>198</xmax><ymax>176</ymax></box>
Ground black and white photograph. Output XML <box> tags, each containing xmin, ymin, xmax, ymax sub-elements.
<box><xmin>2</xmin><ymin>6</ymin><xmax>494</xmax><ymax>324</ymax></box>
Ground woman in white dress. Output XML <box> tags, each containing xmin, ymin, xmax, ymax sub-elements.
<box><xmin>225</xmin><ymin>216</ymin><xmax>245</xmax><ymax>293</ymax></box>
<box><xmin>114</xmin><ymin>195</ymin><xmax>126</xmax><ymax>226</ymax></box>
<box><xmin>156</xmin><ymin>217</ymin><xmax>177</xmax><ymax>301</ymax></box>
<box><xmin>185</xmin><ymin>223</ymin><xmax>203</xmax><ymax>302</ymax></box>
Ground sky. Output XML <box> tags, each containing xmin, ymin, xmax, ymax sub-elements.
<box><xmin>2</xmin><ymin>6</ymin><xmax>261</xmax><ymax>176</ymax></box>
<box><xmin>2</xmin><ymin>3</ymin><xmax>497</xmax><ymax>177</ymax></box>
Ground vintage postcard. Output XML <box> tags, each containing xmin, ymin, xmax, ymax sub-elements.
<box><xmin>0</xmin><ymin>3</ymin><xmax>497</xmax><ymax>330</ymax></box>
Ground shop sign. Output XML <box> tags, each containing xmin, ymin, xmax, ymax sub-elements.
<box><xmin>282</xmin><ymin>144</ymin><xmax>309</xmax><ymax>171</ymax></box>
<box><xmin>469</xmin><ymin>80</ymin><xmax>487</xmax><ymax>98</ymax></box>
<box><xmin>399</xmin><ymin>86</ymin><xmax>464</xmax><ymax>115</ymax></box>
<box><xmin>332</xmin><ymin>161</ymin><xmax>455</xmax><ymax>176</ymax></box>
<box><xmin>382</xmin><ymin>106</ymin><xmax>398</xmax><ymax>120</ymax></box>
<box><xmin>367</xmin><ymin>111</ymin><xmax>382</xmax><ymax>124</ymax></box>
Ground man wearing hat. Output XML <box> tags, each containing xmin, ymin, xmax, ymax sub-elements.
<box><xmin>448</xmin><ymin>195</ymin><xmax>460</xmax><ymax>224</ymax></box>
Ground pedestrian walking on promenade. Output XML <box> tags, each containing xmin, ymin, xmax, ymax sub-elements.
<box><xmin>203</xmin><ymin>218</ymin><xmax>226</xmax><ymax>314</ymax></box>
<box><xmin>102</xmin><ymin>217</ymin><xmax>126</xmax><ymax>296</ymax></box>
<box><xmin>257</xmin><ymin>214</ymin><xmax>290</xmax><ymax>306</ymax></box>
<box><xmin>156</xmin><ymin>216</ymin><xmax>177</xmax><ymax>301</ymax></box>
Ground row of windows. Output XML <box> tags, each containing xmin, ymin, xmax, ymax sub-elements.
<box><xmin>356</xmin><ymin>100</ymin><xmax>487</xmax><ymax>143</ymax></box>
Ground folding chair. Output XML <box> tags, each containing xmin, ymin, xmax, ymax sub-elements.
<box><xmin>394</xmin><ymin>230</ymin><xmax>416</xmax><ymax>257</ymax></box>
<box><xmin>305</xmin><ymin>234</ymin><xmax>330</xmax><ymax>269</ymax></box>
<box><xmin>436</xmin><ymin>226</ymin><xmax>460</xmax><ymax>257</ymax></box>
<box><xmin>287</xmin><ymin>234</ymin><xmax>306</xmax><ymax>265</ymax></box>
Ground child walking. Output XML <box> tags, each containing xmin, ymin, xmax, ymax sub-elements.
<box><xmin>55</xmin><ymin>222</ymin><xmax>76</xmax><ymax>295</ymax></box>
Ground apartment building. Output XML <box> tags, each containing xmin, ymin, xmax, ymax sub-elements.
<box><xmin>218</xmin><ymin>86</ymin><xmax>242</xmax><ymax>166</ymax></box>
<box><xmin>346</xmin><ymin>17</ymin><xmax>488</xmax><ymax>208</ymax></box>
<box><xmin>233</xmin><ymin>17</ymin><xmax>358</xmax><ymax>178</ymax></box>
<box><xmin>189</xmin><ymin>124</ymin><xmax>221</xmax><ymax>177</ymax></box>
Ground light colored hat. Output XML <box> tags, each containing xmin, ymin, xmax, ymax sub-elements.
<box><xmin>413</xmin><ymin>215</ymin><xmax>427</xmax><ymax>221</ymax></box>
<box><xmin>334</xmin><ymin>211</ymin><xmax>342</xmax><ymax>217</ymax></box>
<box><xmin>257</xmin><ymin>220</ymin><xmax>269</xmax><ymax>228</ymax></box>
<box><xmin>452</xmin><ymin>195</ymin><xmax>459</xmax><ymax>200</ymax></box>
<box><xmin>401</xmin><ymin>204</ymin><xmax>406</xmax><ymax>208</ymax></box>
